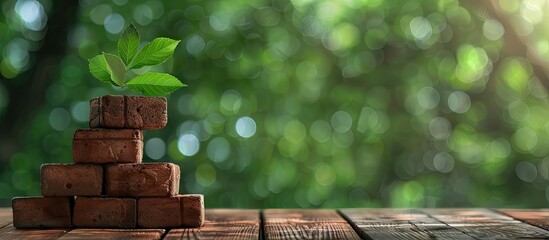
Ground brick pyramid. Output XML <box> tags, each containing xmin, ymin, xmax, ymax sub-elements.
<box><xmin>12</xmin><ymin>95</ymin><xmax>205</xmax><ymax>229</ymax></box>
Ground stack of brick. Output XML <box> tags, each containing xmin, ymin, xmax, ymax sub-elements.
<box><xmin>12</xmin><ymin>95</ymin><xmax>205</xmax><ymax>229</ymax></box>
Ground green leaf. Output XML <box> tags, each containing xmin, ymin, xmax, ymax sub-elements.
<box><xmin>118</xmin><ymin>23</ymin><xmax>140</xmax><ymax>65</ymax></box>
<box><xmin>126</xmin><ymin>72</ymin><xmax>186</xmax><ymax>96</ymax></box>
<box><xmin>88</xmin><ymin>54</ymin><xmax>111</xmax><ymax>82</ymax></box>
<box><xmin>103</xmin><ymin>53</ymin><xmax>126</xmax><ymax>86</ymax></box>
<box><xmin>129</xmin><ymin>38</ymin><xmax>180</xmax><ymax>69</ymax></box>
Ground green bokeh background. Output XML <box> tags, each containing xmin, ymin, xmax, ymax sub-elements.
<box><xmin>1</xmin><ymin>0</ymin><xmax>548</xmax><ymax>208</ymax></box>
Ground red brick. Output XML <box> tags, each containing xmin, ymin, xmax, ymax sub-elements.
<box><xmin>73</xmin><ymin>197</ymin><xmax>136</xmax><ymax>228</ymax></box>
<box><xmin>105</xmin><ymin>163</ymin><xmax>180</xmax><ymax>197</ymax></box>
<box><xmin>89</xmin><ymin>95</ymin><xmax>167</xmax><ymax>130</ymax></box>
<box><xmin>89</xmin><ymin>96</ymin><xmax>124</xmax><ymax>128</ymax></box>
<box><xmin>72</xmin><ymin>128</ymin><xmax>143</xmax><ymax>164</ymax></box>
<box><xmin>125</xmin><ymin>96</ymin><xmax>168</xmax><ymax>130</ymax></box>
<box><xmin>89</xmin><ymin>97</ymin><xmax>102</xmax><ymax>129</ymax></box>
<box><xmin>12</xmin><ymin>197</ymin><xmax>72</xmax><ymax>228</ymax></box>
<box><xmin>41</xmin><ymin>164</ymin><xmax>102</xmax><ymax>196</ymax></box>
<box><xmin>181</xmin><ymin>194</ymin><xmax>204</xmax><ymax>227</ymax></box>
<box><xmin>137</xmin><ymin>196</ymin><xmax>181</xmax><ymax>228</ymax></box>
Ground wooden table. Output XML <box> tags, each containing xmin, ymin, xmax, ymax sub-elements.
<box><xmin>1</xmin><ymin>208</ymin><xmax>548</xmax><ymax>239</ymax></box>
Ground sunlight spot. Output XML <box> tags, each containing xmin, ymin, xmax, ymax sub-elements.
<box><xmin>15</xmin><ymin>0</ymin><xmax>47</xmax><ymax>31</ymax></box>
<box><xmin>104</xmin><ymin>13</ymin><xmax>125</xmax><ymax>34</ymax></box>
<box><xmin>145</xmin><ymin>138</ymin><xmax>166</xmax><ymax>160</ymax></box>
<box><xmin>178</xmin><ymin>134</ymin><xmax>199</xmax><ymax>156</ymax></box>
<box><xmin>236</xmin><ymin>116</ymin><xmax>256</xmax><ymax>138</ymax></box>
<box><xmin>483</xmin><ymin>19</ymin><xmax>505</xmax><ymax>41</ymax></box>
<box><xmin>516</xmin><ymin>161</ymin><xmax>537</xmax><ymax>182</ymax></box>
<box><xmin>448</xmin><ymin>91</ymin><xmax>471</xmax><ymax>113</ymax></box>
<box><xmin>410</xmin><ymin>17</ymin><xmax>432</xmax><ymax>41</ymax></box>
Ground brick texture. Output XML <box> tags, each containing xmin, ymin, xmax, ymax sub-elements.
<box><xmin>181</xmin><ymin>194</ymin><xmax>205</xmax><ymax>227</ymax></box>
<box><xmin>72</xmin><ymin>128</ymin><xmax>143</xmax><ymax>164</ymax></box>
<box><xmin>73</xmin><ymin>197</ymin><xmax>136</xmax><ymax>228</ymax></box>
<box><xmin>105</xmin><ymin>163</ymin><xmax>180</xmax><ymax>197</ymax></box>
<box><xmin>137</xmin><ymin>196</ymin><xmax>181</xmax><ymax>228</ymax></box>
<box><xmin>12</xmin><ymin>197</ymin><xmax>73</xmax><ymax>228</ymax></box>
<box><xmin>89</xmin><ymin>95</ymin><xmax>167</xmax><ymax>130</ymax></box>
<box><xmin>89</xmin><ymin>96</ymin><xmax>124</xmax><ymax>128</ymax></box>
<box><xmin>41</xmin><ymin>164</ymin><xmax>103</xmax><ymax>196</ymax></box>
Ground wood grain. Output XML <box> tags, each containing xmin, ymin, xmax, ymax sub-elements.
<box><xmin>340</xmin><ymin>208</ymin><xmax>475</xmax><ymax>240</ymax></box>
<box><xmin>58</xmin><ymin>229</ymin><xmax>165</xmax><ymax>240</ymax></box>
<box><xmin>0</xmin><ymin>207</ymin><xmax>548</xmax><ymax>239</ymax></box>
<box><xmin>0</xmin><ymin>208</ymin><xmax>12</xmax><ymax>228</ymax></box>
<box><xmin>0</xmin><ymin>224</ymin><xmax>68</xmax><ymax>240</ymax></box>
<box><xmin>164</xmin><ymin>209</ymin><xmax>259</xmax><ymax>240</ymax></box>
<box><xmin>425</xmin><ymin>209</ymin><xmax>549</xmax><ymax>239</ymax></box>
<box><xmin>263</xmin><ymin>209</ymin><xmax>361</xmax><ymax>240</ymax></box>
<box><xmin>499</xmin><ymin>209</ymin><xmax>549</xmax><ymax>231</ymax></box>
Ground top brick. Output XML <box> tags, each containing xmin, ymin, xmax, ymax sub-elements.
<box><xmin>89</xmin><ymin>95</ymin><xmax>167</xmax><ymax>130</ymax></box>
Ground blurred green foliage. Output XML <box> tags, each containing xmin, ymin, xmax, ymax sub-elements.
<box><xmin>1</xmin><ymin>0</ymin><xmax>549</xmax><ymax>208</ymax></box>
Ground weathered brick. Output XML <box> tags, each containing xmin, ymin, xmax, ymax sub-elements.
<box><xmin>105</xmin><ymin>163</ymin><xmax>180</xmax><ymax>197</ymax></box>
<box><xmin>72</xmin><ymin>128</ymin><xmax>143</xmax><ymax>164</ymax></box>
<box><xmin>89</xmin><ymin>95</ymin><xmax>167</xmax><ymax>130</ymax></box>
<box><xmin>181</xmin><ymin>194</ymin><xmax>205</xmax><ymax>227</ymax></box>
<box><xmin>12</xmin><ymin>197</ymin><xmax>72</xmax><ymax>228</ymax></box>
<box><xmin>89</xmin><ymin>97</ymin><xmax>102</xmax><ymax>129</ymax></box>
<box><xmin>137</xmin><ymin>196</ymin><xmax>181</xmax><ymax>228</ymax></box>
<box><xmin>125</xmin><ymin>96</ymin><xmax>168</xmax><ymax>130</ymax></box>
<box><xmin>41</xmin><ymin>164</ymin><xmax>102</xmax><ymax>196</ymax></box>
<box><xmin>89</xmin><ymin>96</ymin><xmax>124</xmax><ymax>129</ymax></box>
<box><xmin>73</xmin><ymin>197</ymin><xmax>136</xmax><ymax>228</ymax></box>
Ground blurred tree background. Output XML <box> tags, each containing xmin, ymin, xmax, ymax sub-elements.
<box><xmin>0</xmin><ymin>0</ymin><xmax>548</xmax><ymax>208</ymax></box>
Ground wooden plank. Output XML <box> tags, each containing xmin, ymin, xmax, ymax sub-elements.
<box><xmin>263</xmin><ymin>209</ymin><xmax>360</xmax><ymax>240</ymax></box>
<box><xmin>58</xmin><ymin>229</ymin><xmax>165</xmax><ymax>240</ymax></box>
<box><xmin>499</xmin><ymin>209</ymin><xmax>549</xmax><ymax>231</ymax></box>
<box><xmin>164</xmin><ymin>209</ymin><xmax>259</xmax><ymax>240</ymax></box>
<box><xmin>0</xmin><ymin>224</ymin><xmax>68</xmax><ymax>239</ymax></box>
<box><xmin>425</xmin><ymin>209</ymin><xmax>549</xmax><ymax>239</ymax></box>
<box><xmin>0</xmin><ymin>208</ymin><xmax>12</xmax><ymax>228</ymax></box>
<box><xmin>339</xmin><ymin>208</ymin><xmax>474</xmax><ymax>240</ymax></box>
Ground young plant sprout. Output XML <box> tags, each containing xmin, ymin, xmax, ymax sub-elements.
<box><xmin>88</xmin><ymin>23</ymin><xmax>186</xmax><ymax>96</ymax></box>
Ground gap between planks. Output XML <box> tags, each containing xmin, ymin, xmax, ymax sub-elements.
<box><xmin>2</xmin><ymin>208</ymin><xmax>549</xmax><ymax>239</ymax></box>
<box><xmin>339</xmin><ymin>208</ymin><xmax>549</xmax><ymax>240</ymax></box>
<box><xmin>494</xmin><ymin>209</ymin><xmax>549</xmax><ymax>232</ymax></box>
<box><xmin>339</xmin><ymin>208</ymin><xmax>474</xmax><ymax>240</ymax></box>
